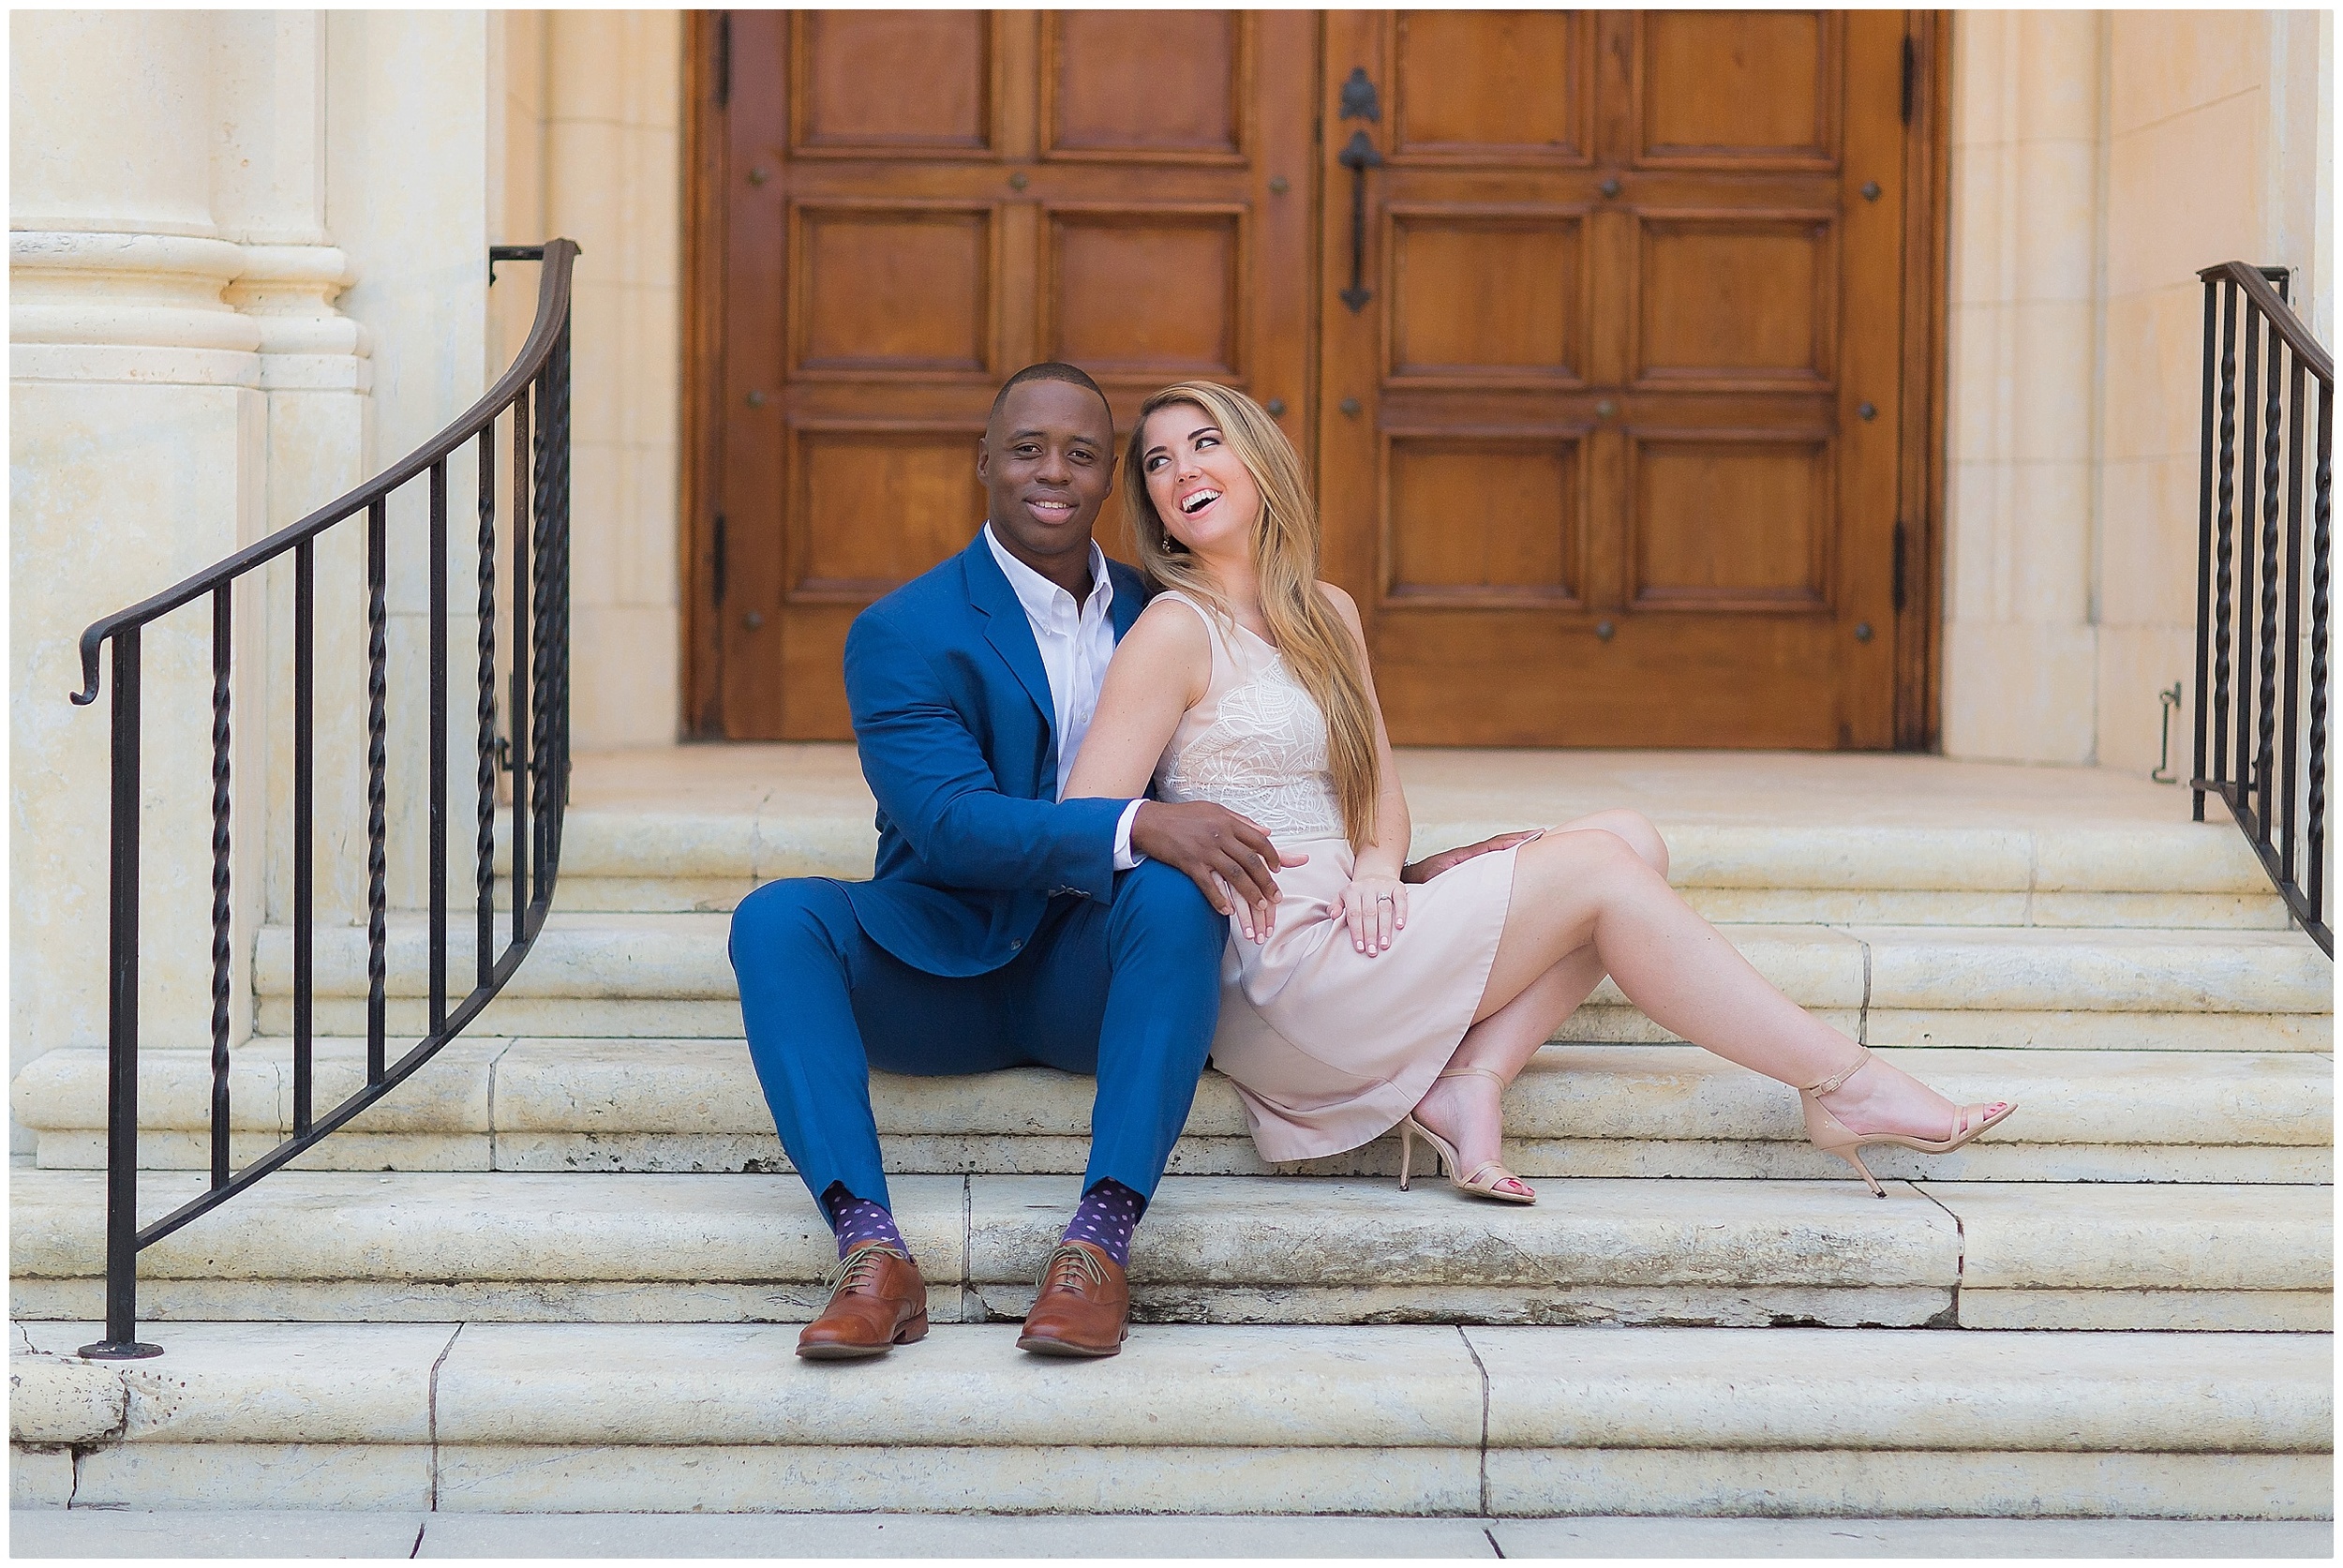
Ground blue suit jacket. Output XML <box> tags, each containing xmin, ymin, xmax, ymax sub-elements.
<box><xmin>837</xmin><ymin>531</ymin><xmax>1151</xmax><ymax>977</ymax></box>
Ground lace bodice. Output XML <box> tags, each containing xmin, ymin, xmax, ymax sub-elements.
<box><xmin>1150</xmin><ymin>591</ymin><xmax>1347</xmax><ymax>840</ymax></box>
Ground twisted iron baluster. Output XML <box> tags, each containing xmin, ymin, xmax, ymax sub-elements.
<box><xmin>209</xmin><ymin>587</ymin><xmax>232</xmax><ymax>1190</ymax></box>
<box><xmin>2309</xmin><ymin>387</ymin><xmax>2331</xmax><ymax>930</ymax></box>
<box><xmin>549</xmin><ymin>323</ymin><xmax>574</xmax><ymax>850</ymax></box>
<box><xmin>530</xmin><ymin>365</ymin><xmax>556</xmax><ymax>906</ymax></box>
<box><xmin>2280</xmin><ymin>356</ymin><xmax>2307</xmax><ymax>889</ymax></box>
<box><xmin>366</xmin><ymin>497</ymin><xmax>388</xmax><ymax>1083</ymax></box>
<box><xmin>2212</xmin><ymin>286</ymin><xmax>2239</xmax><ymax>787</ymax></box>
<box><xmin>477</xmin><ymin>426</ymin><xmax>497</xmax><ymax>986</ymax></box>
<box><xmin>2193</xmin><ymin>278</ymin><xmax>2218</xmax><ymax>820</ymax></box>
<box><xmin>510</xmin><ymin>385</ymin><xmax>530</xmax><ymax>942</ymax></box>
<box><xmin>2256</xmin><ymin>337</ymin><xmax>2285</xmax><ymax>844</ymax></box>
<box><xmin>2235</xmin><ymin>309</ymin><xmax>2264</xmax><ymax>807</ymax></box>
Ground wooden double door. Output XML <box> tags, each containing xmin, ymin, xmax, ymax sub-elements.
<box><xmin>688</xmin><ymin>10</ymin><xmax>1943</xmax><ymax>747</ymax></box>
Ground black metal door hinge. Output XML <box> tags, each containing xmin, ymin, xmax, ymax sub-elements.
<box><xmin>712</xmin><ymin>513</ymin><xmax>728</xmax><ymax>604</ymax></box>
<box><xmin>1900</xmin><ymin>36</ymin><xmax>1916</xmax><ymax>125</ymax></box>
<box><xmin>1891</xmin><ymin>518</ymin><xmax>1908</xmax><ymax>614</ymax></box>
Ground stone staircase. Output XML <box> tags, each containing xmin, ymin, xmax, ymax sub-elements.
<box><xmin>10</xmin><ymin>749</ymin><xmax>2334</xmax><ymax>1516</ymax></box>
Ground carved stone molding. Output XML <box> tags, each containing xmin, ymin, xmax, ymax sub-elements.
<box><xmin>10</xmin><ymin>231</ymin><xmax>370</xmax><ymax>391</ymax></box>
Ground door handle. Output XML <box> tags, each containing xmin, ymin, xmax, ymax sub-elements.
<box><xmin>1337</xmin><ymin>131</ymin><xmax>1382</xmax><ymax>314</ymax></box>
<box><xmin>1336</xmin><ymin>67</ymin><xmax>1383</xmax><ymax>316</ymax></box>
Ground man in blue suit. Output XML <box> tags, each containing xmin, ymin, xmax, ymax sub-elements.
<box><xmin>729</xmin><ymin>364</ymin><xmax>1294</xmax><ymax>1360</ymax></box>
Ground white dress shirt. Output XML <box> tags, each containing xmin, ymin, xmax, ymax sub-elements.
<box><xmin>982</xmin><ymin>524</ymin><xmax>1145</xmax><ymax>871</ymax></box>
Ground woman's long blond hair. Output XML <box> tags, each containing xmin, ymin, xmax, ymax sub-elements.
<box><xmin>1124</xmin><ymin>381</ymin><xmax>1382</xmax><ymax>846</ymax></box>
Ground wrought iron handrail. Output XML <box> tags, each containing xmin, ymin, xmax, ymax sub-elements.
<box><xmin>2193</xmin><ymin>261</ymin><xmax>2330</xmax><ymax>956</ymax></box>
<box><xmin>67</xmin><ymin>240</ymin><xmax>579</xmax><ymax>1357</ymax></box>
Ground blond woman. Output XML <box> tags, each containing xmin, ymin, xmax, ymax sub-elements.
<box><xmin>1066</xmin><ymin>382</ymin><xmax>2013</xmax><ymax>1202</ymax></box>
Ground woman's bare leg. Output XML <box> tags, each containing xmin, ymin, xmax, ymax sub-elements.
<box><xmin>1408</xmin><ymin>813</ymin><xmax>1665</xmax><ymax>1185</ymax></box>
<box><xmin>1461</xmin><ymin>824</ymin><xmax>2003</xmax><ymax>1149</ymax></box>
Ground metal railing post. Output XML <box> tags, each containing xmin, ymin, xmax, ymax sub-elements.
<box><xmin>82</xmin><ymin>629</ymin><xmax>160</xmax><ymax>1359</ymax></box>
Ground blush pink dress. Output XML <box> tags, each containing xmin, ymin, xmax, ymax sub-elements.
<box><xmin>1148</xmin><ymin>591</ymin><xmax>1530</xmax><ymax>1162</ymax></box>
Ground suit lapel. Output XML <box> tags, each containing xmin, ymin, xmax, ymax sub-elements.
<box><xmin>1107</xmin><ymin>559</ymin><xmax>1145</xmax><ymax>641</ymax></box>
<box><xmin>962</xmin><ymin>531</ymin><xmax>1058</xmax><ymax>739</ymax></box>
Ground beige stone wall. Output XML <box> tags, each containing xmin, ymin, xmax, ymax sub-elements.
<box><xmin>500</xmin><ymin>10</ymin><xmax>685</xmax><ymax>750</ymax></box>
<box><xmin>11</xmin><ymin>12</ymin><xmax>344</xmax><ymax>1138</ymax></box>
<box><xmin>1943</xmin><ymin>12</ymin><xmax>2104</xmax><ymax>766</ymax></box>
<box><xmin>2097</xmin><ymin>9</ymin><xmax>2333</xmax><ymax>777</ymax></box>
<box><xmin>1944</xmin><ymin>10</ymin><xmax>2335</xmax><ymax>770</ymax></box>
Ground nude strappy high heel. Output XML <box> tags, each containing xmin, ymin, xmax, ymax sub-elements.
<box><xmin>1398</xmin><ymin>1068</ymin><xmax>1536</xmax><ymax>1204</ymax></box>
<box><xmin>1800</xmin><ymin>1047</ymin><xmax>2018</xmax><ymax>1197</ymax></box>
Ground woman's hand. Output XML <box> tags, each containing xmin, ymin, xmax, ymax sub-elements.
<box><xmin>1339</xmin><ymin>870</ymin><xmax>1409</xmax><ymax>955</ymax></box>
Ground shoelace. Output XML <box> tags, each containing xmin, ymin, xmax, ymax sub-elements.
<box><xmin>1035</xmin><ymin>1242</ymin><xmax>1109</xmax><ymax>1296</ymax></box>
<box><xmin>825</xmin><ymin>1243</ymin><xmax>908</xmax><ymax>1300</ymax></box>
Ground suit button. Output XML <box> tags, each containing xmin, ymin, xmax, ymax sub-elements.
<box><xmin>1009</xmin><ymin>939</ymin><xmax>1023</xmax><ymax>951</ymax></box>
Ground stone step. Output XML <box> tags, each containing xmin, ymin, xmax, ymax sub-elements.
<box><xmin>15</xmin><ymin>1041</ymin><xmax>2333</xmax><ymax>1185</ymax></box>
<box><xmin>10</xmin><ymin>1320</ymin><xmax>2329</xmax><ymax>1516</ymax></box>
<box><xmin>500</xmin><ymin>805</ymin><xmax>2296</xmax><ymax>929</ymax></box>
<box><xmin>248</xmin><ymin>915</ymin><xmax>2334</xmax><ymax>1049</ymax></box>
<box><xmin>10</xmin><ymin>1169</ymin><xmax>2329</xmax><ymax>1333</ymax></box>
<box><xmin>10</xmin><ymin>1513</ymin><xmax>2333</xmax><ymax>1559</ymax></box>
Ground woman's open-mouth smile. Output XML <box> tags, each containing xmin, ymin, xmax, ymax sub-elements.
<box><xmin>1177</xmin><ymin>487</ymin><xmax>1221</xmax><ymax>519</ymax></box>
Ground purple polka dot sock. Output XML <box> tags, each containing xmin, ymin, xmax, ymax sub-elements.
<box><xmin>820</xmin><ymin>1181</ymin><xmax>906</xmax><ymax>1262</ymax></box>
<box><xmin>1060</xmin><ymin>1177</ymin><xmax>1147</xmax><ymax>1269</ymax></box>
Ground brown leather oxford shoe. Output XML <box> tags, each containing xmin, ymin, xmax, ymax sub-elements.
<box><xmin>797</xmin><ymin>1242</ymin><xmax>928</xmax><ymax>1360</ymax></box>
<box><xmin>1016</xmin><ymin>1240</ymin><xmax>1130</xmax><ymax>1357</ymax></box>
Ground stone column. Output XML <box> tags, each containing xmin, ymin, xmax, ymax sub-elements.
<box><xmin>209</xmin><ymin>12</ymin><xmax>375</xmax><ymax>931</ymax></box>
<box><xmin>322</xmin><ymin>9</ymin><xmax>500</xmax><ymax>910</ymax></box>
<box><xmin>10</xmin><ymin>12</ymin><xmax>270</xmax><ymax>1129</ymax></box>
<box><xmin>1940</xmin><ymin>11</ymin><xmax>2105</xmax><ymax>764</ymax></box>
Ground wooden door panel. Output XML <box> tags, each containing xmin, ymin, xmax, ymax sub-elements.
<box><xmin>1635</xmin><ymin>11</ymin><xmax>1841</xmax><ymax>167</ymax></box>
<box><xmin>1392</xmin><ymin>11</ymin><xmax>1593</xmax><ymax>161</ymax></box>
<box><xmin>1388</xmin><ymin>210</ymin><xmax>1587</xmax><ymax>383</ymax></box>
<box><xmin>786</xmin><ymin>425</ymin><xmax>991</xmax><ymax>601</ymax></box>
<box><xmin>1385</xmin><ymin>434</ymin><xmax>1585</xmax><ymax>608</ymax></box>
<box><xmin>790</xmin><ymin>11</ymin><xmax>997</xmax><ymax>156</ymax></box>
<box><xmin>1371</xmin><ymin>616</ymin><xmax>1852</xmax><ymax>748</ymax></box>
<box><xmin>790</xmin><ymin>202</ymin><xmax>999</xmax><ymax>378</ymax></box>
<box><xmin>1044</xmin><ymin>206</ymin><xmax>1245</xmax><ymax>379</ymax></box>
<box><xmin>1634</xmin><ymin>214</ymin><xmax>1836</xmax><ymax>386</ymax></box>
<box><xmin>1044</xmin><ymin>11</ymin><xmax>1244</xmax><ymax>159</ymax></box>
<box><xmin>1628</xmin><ymin>434</ymin><xmax>1830</xmax><ymax>610</ymax></box>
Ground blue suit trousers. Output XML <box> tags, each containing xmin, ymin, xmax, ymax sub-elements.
<box><xmin>728</xmin><ymin>859</ymin><xmax>1226</xmax><ymax>1219</ymax></box>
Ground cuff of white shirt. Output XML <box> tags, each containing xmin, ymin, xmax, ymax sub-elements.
<box><xmin>1112</xmin><ymin>799</ymin><xmax>1146</xmax><ymax>872</ymax></box>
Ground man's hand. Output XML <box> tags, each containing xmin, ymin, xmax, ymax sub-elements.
<box><xmin>1401</xmin><ymin>829</ymin><xmax>1543</xmax><ymax>885</ymax></box>
<box><xmin>1131</xmin><ymin>800</ymin><xmax>1306</xmax><ymax>942</ymax></box>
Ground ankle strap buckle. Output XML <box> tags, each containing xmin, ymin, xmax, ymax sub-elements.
<box><xmin>1804</xmin><ymin>1046</ymin><xmax>1873</xmax><ymax>1098</ymax></box>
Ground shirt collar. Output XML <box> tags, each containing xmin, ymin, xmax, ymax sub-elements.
<box><xmin>982</xmin><ymin>522</ymin><xmax>1112</xmax><ymax>626</ymax></box>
